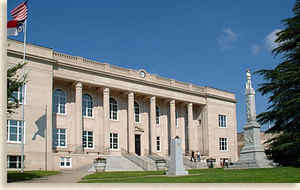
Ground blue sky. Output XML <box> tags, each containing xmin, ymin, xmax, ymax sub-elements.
<box><xmin>8</xmin><ymin>0</ymin><xmax>295</xmax><ymax>132</ymax></box>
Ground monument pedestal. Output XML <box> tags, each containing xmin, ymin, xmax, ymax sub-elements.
<box><xmin>229</xmin><ymin>122</ymin><xmax>273</xmax><ymax>169</ymax></box>
<box><xmin>167</xmin><ymin>138</ymin><xmax>188</xmax><ymax>176</ymax></box>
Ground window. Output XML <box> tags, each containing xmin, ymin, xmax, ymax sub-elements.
<box><xmin>156</xmin><ymin>136</ymin><xmax>161</xmax><ymax>152</ymax></box>
<box><xmin>219</xmin><ymin>137</ymin><xmax>228</xmax><ymax>151</ymax></box>
<box><xmin>156</xmin><ymin>106</ymin><xmax>160</xmax><ymax>125</ymax></box>
<box><xmin>7</xmin><ymin>120</ymin><xmax>24</xmax><ymax>143</ymax></box>
<box><xmin>110</xmin><ymin>133</ymin><xmax>119</xmax><ymax>150</ymax></box>
<box><xmin>218</xmin><ymin>114</ymin><xmax>227</xmax><ymax>128</ymax></box>
<box><xmin>55</xmin><ymin>129</ymin><xmax>66</xmax><ymax>147</ymax></box>
<box><xmin>7</xmin><ymin>155</ymin><xmax>21</xmax><ymax>169</ymax></box>
<box><xmin>109</xmin><ymin>97</ymin><xmax>118</xmax><ymax>120</ymax></box>
<box><xmin>53</xmin><ymin>89</ymin><xmax>66</xmax><ymax>114</ymax></box>
<box><xmin>60</xmin><ymin>157</ymin><xmax>72</xmax><ymax>168</ymax></box>
<box><xmin>176</xmin><ymin>111</ymin><xmax>179</xmax><ymax>128</ymax></box>
<box><xmin>83</xmin><ymin>94</ymin><xmax>93</xmax><ymax>117</ymax></box>
<box><xmin>134</xmin><ymin>101</ymin><xmax>140</xmax><ymax>123</ymax></box>
<box><xmin>11</xmin><ymin>85</ymin><xmax>26</xmax><ymax>104</ymax></box>
<box><xmin>82</xmin><ymin>131</ymin><xmax>93</xmax><ymax>149</ymax></box>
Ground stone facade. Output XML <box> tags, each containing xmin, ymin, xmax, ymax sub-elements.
<box><xmin>6</xmin><ymin>39</ymin><xmax>238</xmax><ymax>170</ymax></box>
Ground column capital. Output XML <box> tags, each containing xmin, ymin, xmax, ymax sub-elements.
<box><xmin>170</xmin><ymin>99</ymin><xmax>175</xmax><ymax>105</ymax></box>
<box><xmin>103</xmin><ymin>87</ymin><xmax>110</xmax><ymax>94</ymax></box>
<box><xmin>150</xmin><ymin>96</ymin><xmax>156</xmax><ymax>102</ymax></box>
<box><xmin>128</xmin><ymin>92</ymin><xmax>134</xmax><ymax>97</ymax></box>
<box><xmin>75</xmin><ymin>81</ymin><xmax>82</xmax><ymax>88</ymax></box>
<box><xmin>188</xmin><ymin>102</ymin><xmax>193</xmax><ymax>107</ymax></box>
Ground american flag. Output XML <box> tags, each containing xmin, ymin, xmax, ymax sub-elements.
<box><xmin>11</xmin><ymin>1</ymin><xmax>28</xmax><ymax>21</ymax></box>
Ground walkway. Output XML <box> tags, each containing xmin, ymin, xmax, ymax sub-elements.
<box><xmin>21</xmin><ymin>165</ymin><xmax>92</xmax><ymax>183</ymax></box>
<box><xmin>17</xmin><ymin>156</ymin><xmax>142</xmax><ymax>183</ymax></box>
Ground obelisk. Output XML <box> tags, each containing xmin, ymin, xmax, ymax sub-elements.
<box><xmin>230</xmin><ymin>70</ymin><xmax>273</xmax><ymax>168</ymax></box>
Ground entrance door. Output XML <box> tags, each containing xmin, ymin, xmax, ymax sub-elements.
<box><xmin>135</xmin><ymin>134</ymin><xmax>141</xmax><ymax>156</ymax></box>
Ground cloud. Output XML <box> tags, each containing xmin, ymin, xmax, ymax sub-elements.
<box><xmin>217</xmin><ymin>28</ymin><xmax>238</xmax><ymax>50</ymax></box>
<box><xmin>264</xmin><ymin>29</ymin><xmax>281</xmax><ymax>51</ymax></box>
<box><xmin>251</xmin><ymin>44</ymin><xmax>262</xmax><ymax>55</ymax></box>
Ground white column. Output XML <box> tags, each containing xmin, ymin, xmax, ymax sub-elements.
<box><xmin>170</xmin><ymin>99</ymin><xmax>176</xmax><ymax>139</ymax></box>
<box><xmin>128</xmin><ymin>92</ymin><xmax>134</xmax><ymax>153</ymax></box>
<box><xmin>75</xmin><ymin>82</ymin><xmax>83</xmax><ymax>152</ymax></box>
<box><xmin>103</xmin><ymin>87</ymin><xmax>110</xmax><ymax>153</ymax></box>
<box><xmin>187</xmin><ymin>103</ymin><xmax>193</xmax><ymax>152</ymax></box>
<box><xmin>149</xmin><ymin>96</ymin><xmax>156</xmax><ymax>154</ymax></box>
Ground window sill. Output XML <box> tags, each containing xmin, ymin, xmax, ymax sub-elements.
<box><xmin>83</xmin><ymin>116</ymin><xmax>94</xmax><ymax>120</ymax></box>
<box><xmin>7</xmin><ymin>141</ymin><xmax>22</xmax><ymax>144</ymax></box>
<box><xmin>54</xmin><ymin>113</ymin><xmax>67</xmax><ymax>117</ymax></box>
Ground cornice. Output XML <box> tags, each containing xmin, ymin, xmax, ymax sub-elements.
<box><xmin>6</xmin><ymin>40</ymin><xmax>236</xmax><ymax>104</ymax></box>
<box><xmin>55</xmin><ymin>60</ymin><xmax>237</xmax><ymax>103</ymax></box>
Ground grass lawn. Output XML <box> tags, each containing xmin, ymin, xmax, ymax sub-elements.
<box><xmin>7</xmin><ymin>170</ymin><xmax>60</xmax><ymax>183</ymax></box>
<box><xmin>79</xmin><ymin>167</ymin><xmax>300</xmax><ymax>183</ymax></box>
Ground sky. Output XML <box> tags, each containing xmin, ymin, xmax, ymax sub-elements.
<box><xmin>8</xmin><ymin>0</ymin><xmax>295</xmax><ymax>132</ymax></box>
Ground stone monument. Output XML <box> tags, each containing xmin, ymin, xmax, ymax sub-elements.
<box><xmin>230</xmin><ymin>70</ymin><xmax>273</xmax><ymax>168</ymax></box>
<box><xmin>167</xmin><ymin>137</ymin><xmax>188</xmax><ymax>175</ymax></box>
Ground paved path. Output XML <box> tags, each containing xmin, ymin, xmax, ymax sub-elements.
<box><xmin>16</xmin><ymin>156</ymin><xmax>142</xmax><ymax>183</ymax></box>
<box><xmin>21</xmin><ymin>165</ymin><xmax>92</xmax><ymax>183</ymax></box>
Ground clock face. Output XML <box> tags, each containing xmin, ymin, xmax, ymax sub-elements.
<box><xmin>140</xmin><ymin>71</ymin><xmax>146</xmax><ymax>78</ymax></box>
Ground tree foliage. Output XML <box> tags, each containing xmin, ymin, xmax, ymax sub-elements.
<box><xmin>7</xmin><ymin>63</ymin><xmax>27</xmax><ymax>113</ymax></box>
<box><xmin>255</xmin><ymin>0</ymin><xmax>300</xmax><ymax>166</ymax></box>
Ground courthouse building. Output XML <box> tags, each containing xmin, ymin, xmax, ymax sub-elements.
<box><xmin>6</xmin><ymin>39</ymin><xmax>238</xmax><ymax>170</ymax></box>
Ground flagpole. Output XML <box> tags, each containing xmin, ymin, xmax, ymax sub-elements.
<box><xmin>0</xmin><ymin>0</ymin><xmax>8</xmax><ymax>183</ymax></box>
<box><xmin>21</xmin><ymin>19</ymin><xmax>27</xmax><ymax>173</ymax></box>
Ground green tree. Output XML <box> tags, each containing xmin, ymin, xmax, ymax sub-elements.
<box><xmin>255</xmin><ymin>0</ymin><xmax>300</xmax><ymax>166</ymax></box>
<box><xmin>7</xmin><ymin>63</ymin><xmax>27</xmax><ymax>113</ymax></box>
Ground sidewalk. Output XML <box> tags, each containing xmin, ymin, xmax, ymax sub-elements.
<box><xmin>20</xmin><ymin>166</ymin><xmax>92</xmax><ymax>183</ymax></box>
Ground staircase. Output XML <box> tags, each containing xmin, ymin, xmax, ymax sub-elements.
<box><xmin>105</xmin><ymin>156</ymin><xmax>144</xmax><ymax>171</ymax></box>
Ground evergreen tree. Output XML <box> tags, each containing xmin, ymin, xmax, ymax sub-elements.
<box><xmin>255</xmin><ymin>0</ymin><xmax>300</xmax><ymax>166</ymax></box>
<box><xmin>7</xmin><ymin>63</ymin><xmax>27</xmax><ymax>113</ymax></box>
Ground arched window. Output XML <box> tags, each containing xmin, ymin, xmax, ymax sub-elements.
<box><xmin>134</xmin><ymin>101</ymin><xmax>140</xmax><ymax>123</ymax></box>
<box><xmin>109</xmin><ymin>97</ymin><xmax>118</xmax><ymax>120</ymax></box>
<box><xmin>53</xmin><ymin>89</ymin><xmax>66</xmax><ymax>114</ymax></box>
<box><xmin>83</xmin><ymin>94</ymin><xmax>93</xmax><ymax>117</ymax></box>
<box><xmin>156</xmin><ymin>106</ymin><xmax>160</xmax><ymax>125</ymax></box>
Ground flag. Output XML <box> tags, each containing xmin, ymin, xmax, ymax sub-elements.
<box><xmin>7</xmin><ymin>20</ymin><xmax>25</xmax><ymax>36</ymax></box>
<box><xmin>11</xmin><ymin>1</ymin><xmax>28</xmax><ymax>21</ymax></box>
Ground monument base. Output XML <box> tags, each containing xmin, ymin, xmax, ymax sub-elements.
<box><xmin>167</xmin><ymin>170</ymin><xmax>188</xmax><ymax>176</ymax></box>
<box><xmin>228</xmin><ymin>150</ymin><xmax>274</xmax><ymax>169</ymax></box>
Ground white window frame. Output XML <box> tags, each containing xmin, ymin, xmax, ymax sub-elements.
<box><xmin>219</xmin><ymin>137</ymin><xmax>228</xmax><ymax>151</ymax></box>
<box><xmin>156</xmin><ymin>136</ymin><xmax>161</xmax><ymax>152</ymax></box>
<box><xmin>218</xmin><ymin>114</ymin><xmax>227</xmax><ymax>128</ymax></box>
<box><xmin>7</xmin><ymin>155</ymin><xmax>22</xmax><ymax>169</ymax></box>
<box><xmin>55</xmin><ymin>128</ymin><xmax>67</xmax><ymax>148</ymax></box>
<box><xmin>60</xmin><ymin>157</ymin><xmax>72</xmax><ymax>168</ymax></box>
<box><xmin>83</xmin><ymin>94</ymin><xmax>93</xmax><ymax>118</ymax></box>
<box><xmin>7</xmin><ymin>120</ymin><xmax>25</xmax><ymax>144</ymax></box>
<box><xmin>53</xmin><ymin>89</ymin><xmax>67</xmax><ymax>115</ymax></box>
<box><xmin>83</xmin><ymin>131</ymin><xmax>94</xmax><ymax>149</ymax></box>
<box><xmin>156</xmin><ymin>106</ymin><xmax>160</xmax><ymax>125</ymax></box>
<box><xmin>134</xmin><ymin>101</ymin><xmax>141</xmax><ymax>123</ymax></box>
<box><xmin>110</xmin><ymin>133</ymin><xmax>119</xmax><ymax>150</ymax></box>
<box><xmin>176</xmin><ymin>111</ymin><xmax>179</xmax><ymax>128</ymax></box>
<box><xmin>11</xmin><ymin>84</ymin><xmax>26</xmax><ymax>105</ymax></box>
<box><xmin>109</xmin><ymin>97</ymin><xmax>118</xmax><ymax>121</ymax></box>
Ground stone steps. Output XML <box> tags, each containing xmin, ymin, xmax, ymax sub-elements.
<box><xmin>105</xmin><ymin>156</ymin><xmax>144</xmax><ymax>171</ymax></box>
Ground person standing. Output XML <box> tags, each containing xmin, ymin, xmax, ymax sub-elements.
<box><xmin>191</xmin><ymin>151</ymin><xmax>195</xmax><ymax>162</ymax></box>
<box><xmin>197</xmin><ymin>151</ymin><xmax>201</xmax><ymax>162</ymax></box>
